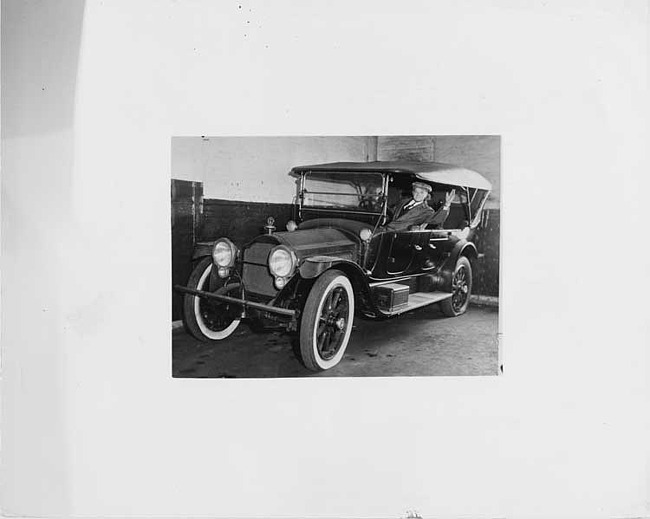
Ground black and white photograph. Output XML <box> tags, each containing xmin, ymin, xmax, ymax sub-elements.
<box><xmin>4</xmin><ymin>1</ymin><xmax>648</xmax><ymax>518</ymax></box>
<box><xmin>171</xmin><ymin>136</ymin><xmax>501</xmax><ymax>377</ymax></box>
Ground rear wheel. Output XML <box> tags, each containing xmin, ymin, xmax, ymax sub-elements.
<box><xmin>440</xmin><ymin>256</ymin><xmax>472</xmax><ymax>317</ymax></box>
<box><xmin>182</xmin><ymin>257</ymin><xmax>242</xmax><ymax>342</ymax></box>
<box><xmin>298</xmin><ymin>270</ymin><xmax>355</xmax><ymax>371</ymax></box>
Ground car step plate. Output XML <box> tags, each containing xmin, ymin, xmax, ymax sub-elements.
<box><xmin>383</xmin><ymin>291</ymin><xmax>452</xmax><ymax>316</ymax></box>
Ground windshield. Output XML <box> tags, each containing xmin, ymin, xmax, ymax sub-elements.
<box><xmin>302</xmin><ymin>171</ymin><xmax>384</xmax><ymax>212</ymax></box>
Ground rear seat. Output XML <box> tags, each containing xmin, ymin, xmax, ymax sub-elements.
<box><xmin>442</xmin><ymin>205</ymin><xmax>470</xmax><ymax>229</ymax></box>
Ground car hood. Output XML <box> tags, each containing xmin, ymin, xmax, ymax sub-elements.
<box><xmin>297</xmin><ymin>218</ymin><xmax>372</xmax><ymax>238</ymax></box>
<box><xmin>271</xmin><ymin>227</ymin><xmax>358</xmax><ymax>260</ymax></box>
<box><xmin>243</xmin><ymin>219</ymin><xmax>369</xmax><ymax>262</ymax></box>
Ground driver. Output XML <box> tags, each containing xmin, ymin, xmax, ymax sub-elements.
<box><xmin>382</xmin><ymin>182</ymin><xmax>455</xmax><ymax>232</ymax></box>
<box><xmin>382</xmin><ymin>182</ymin><xmax>434</xmax><ymax>231</ymax></box>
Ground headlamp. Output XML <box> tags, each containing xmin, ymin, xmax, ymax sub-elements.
<box><xmin>268</xmin><ymin>246</ymin><xmax>296</xmax><ymax>278</ymax></box>
<box><xmin>212</xmin><ymin>238</ymin><xmax>237</xmax><ymax>268</ymax></box>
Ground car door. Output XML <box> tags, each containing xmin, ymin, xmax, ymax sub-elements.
<box><xmin>368</xmin><ymin>227</ymin><xmax>456</xmax><ymax>279</ymax></box>
<box><xmin>385</xmin><ymin>230</ymin><xmax>419</xmax><ymax>275</ymax></box>
<box><xmin>416</xmin><ymin>229</ymin><xmax>456</xmax><ymax>271</ymax></box>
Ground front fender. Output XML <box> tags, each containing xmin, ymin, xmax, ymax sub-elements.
<box><xmin>297</xmin><ymin>257</ymin><xmax>378</xmax><ymax>317</ymax></box>
<box><xmin>298</xmin><ymin>256</ymin><xmax>365</xmax><ymax>279</ymax></box>
<box><xmin>192</xmin><ymin>241</ymin><xmax>216</xmax><ymax>260</ymax></box>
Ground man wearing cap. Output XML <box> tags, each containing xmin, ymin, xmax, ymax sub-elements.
<box><xmin>383</xmin><ymin>182</ymin><xmax>433</xmax><ymax>231</ymax></box>
<box><xmin>383</xmin><ymin>182</ymin><xmax>455</xmax><ymax>231</ymax></box>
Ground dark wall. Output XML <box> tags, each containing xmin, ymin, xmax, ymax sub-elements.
<box><xmin>171</xmin><ymin>179</ymin><xmax>203</xmax><ymax>321</ymax></box>
<box><xmin>200</xmin><ymin>199</ymin><xmax>294</xmax><ymax>246</ymax></box>
<box><xmin>473</xmin><ymin>208</ymin><xmax>500</xmax><ymax>297</ymax></box>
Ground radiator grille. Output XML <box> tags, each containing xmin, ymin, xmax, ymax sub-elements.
<box><xmin>242</xmin><ymin>263</ymin><xmax>276</xmax><ymax>297</ymax></box>
<box><xmin>245</xmin><ymin>241</ymin><xmax>272</xmax><ymax>264</ymax></box>
<box><xmin>243</xmin><ymin>242</ymin><xmax>277</xmax><ymax>297</ymax></box>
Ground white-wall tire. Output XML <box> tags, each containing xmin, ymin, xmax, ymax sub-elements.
<box><xmin>182</xmin><ymin>257</ymin><xmax>241</xmax><ymax>342</ymax></box>
<box><xmin>299</xmin><ymin>270</ymin><xmax>355</xmax><ymax>371</ymax></box>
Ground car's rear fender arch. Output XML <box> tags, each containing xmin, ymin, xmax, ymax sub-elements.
<box><xmin>458</xmin><ymin>241</ymin><xmax>478</xmax><ymax>263</ymax></box>
<box><xmin>439</xmin><ymin>240</ymin><xmax>478</xmax><ymax>290</ymax></box>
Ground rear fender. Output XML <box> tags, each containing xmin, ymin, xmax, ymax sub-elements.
<box><xmin>439</xmin><ymin>241</ymin><xmax>478</xmax><ymax>290</ymax></box>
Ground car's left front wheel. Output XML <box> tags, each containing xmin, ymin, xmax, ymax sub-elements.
<box><xmin>298</xmin><ymin>270</ymin><xmax>355</xmax><ymax>371</ymax></box>
<box><xmin>182</xmin><ymin>256</ymin><xmax>242</xmax><ymax>342</ymax></box>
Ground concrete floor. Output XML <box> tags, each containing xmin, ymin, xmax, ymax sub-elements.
<box><xmin>172</xmin><ymin>304</ymin><xmax>500</xmax><ymax>378</ymax></box>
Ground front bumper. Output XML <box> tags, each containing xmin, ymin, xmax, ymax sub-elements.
<box><xmin>174</xmin><ymin>285</ymin><xmax>297</xmax><ymax>318</ymax></box>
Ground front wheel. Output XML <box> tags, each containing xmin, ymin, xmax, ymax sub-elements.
<box><xmin>440</xmin><ymin>256</ymin><xmax>472</xmax><ymax>317</ymax></box>
<box><xmin>299</xmin><ymin>270</ymin><xmax>355</xmax><ymax>371</ymax></box>
<box><xmin>182</xmin><ymin>257</ymin><xmax>242</xmax><ymax>342</ymax></box>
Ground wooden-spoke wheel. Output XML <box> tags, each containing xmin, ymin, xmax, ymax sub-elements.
<box><xmin>182</xmin><ymin>257</ymin><xmax>242</xmax><ymax>342</ymax></box>
<box><xmin>299</xmin><ymin>270</ymin><xmax>355</xmax><ymax>371</ymax></box>
<box><xmin>440</xmin><ymin>256</ymin><xmax>472</xmax><ymax>317</ymax></box>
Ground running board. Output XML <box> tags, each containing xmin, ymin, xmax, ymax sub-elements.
<box><xmin>382</xmin><ymin>291</ymin><xmax>452</xmax><ymax>316</ymax></box>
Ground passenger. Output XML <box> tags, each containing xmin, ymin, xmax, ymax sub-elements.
<box><xmin>381</xmin><ymin>182</ymin><xmax>455</xmax><ymax>232</ymax></box>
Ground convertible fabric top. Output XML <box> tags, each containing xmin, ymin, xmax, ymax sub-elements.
<box><xmin>290</xmin><ymin>161</ymin><xmax>492</xmax><ymax>191</ymax></box>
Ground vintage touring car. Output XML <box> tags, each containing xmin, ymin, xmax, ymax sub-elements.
<box><xmin>175</xmin><ymin>161</ymin><xmax>491</xmax><ymax>371</ymax></box>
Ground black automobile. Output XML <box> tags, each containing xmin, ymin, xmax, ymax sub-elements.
<box><xmin>175</xmin><ymin>161</ymin><xmax>492</xmax><ymax>371</ymax></box>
